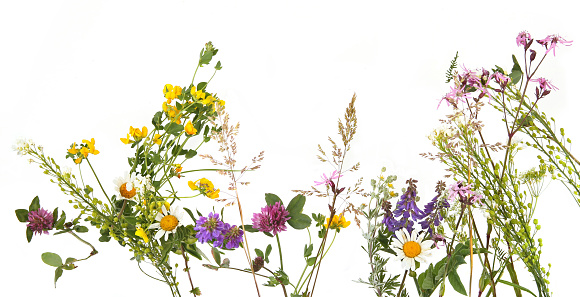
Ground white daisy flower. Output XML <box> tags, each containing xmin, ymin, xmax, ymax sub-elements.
<box><xmin>113</xmin><ymin>172</ymin><xmax>137</xmax><ymax>200</ymax></box>
<box><xmin>392</xmin><ymin>229</ymin><xmax>433</xmax><ymax>270</ymax></box>
<box><xmin>148</xmin><ymin>204</ymin><xmax>184</xmax><ymax>240</ymax></box>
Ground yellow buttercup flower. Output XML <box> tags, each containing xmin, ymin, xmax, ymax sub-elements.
<box><xmin>135</xmin><ymin>227</ymin><xmax>149</xmax><ymax>243</ymax></box>
<box><xmin>185</xmin><ymin>121</ymin><xmax>197</xmax><ymax>135</ymax></box>
<box><xmin>324</xmin><ymin>214</ymin><xmax>351</xmax><ymax>230</ymax></box>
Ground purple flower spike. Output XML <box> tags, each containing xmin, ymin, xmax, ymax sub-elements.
<box><xmin>215</xmin><ymin>223</ymin><xmax>244</xmax><ymax>249</ymax></box>
<box><xmin>252</xmin><ymin>202</ymin><xmax>291</xmax><ymax>235</ymax></box>
<box><xmin>27</xmin><ymin>208</ymin><xmax>54</xmax><ymax>235</ymax></box>
<box><xmin>194</xmin><ymin>212</ymin><xmax>225</xmax><ymax>244</ymax></box>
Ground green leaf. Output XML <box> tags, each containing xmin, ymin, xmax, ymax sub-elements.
<box><xmin>152</xmin><ymin>111</ymin><xmax>162</xmax><ymax>128</ymax></box>
<box><xmin>306</xmin><ymin>257</ymin><xmax>317</xmax><ymax>266</ymax></box>
<box><xmin>55</xmin><ymin>211</ymin><xmax>66</xmax><ymax>229</ymax></box>
<box><xmin>265</xmin><ymin>244</ymin><xmax>272</xmax><ymax>262</ymax></box>
<box><xmin>242</xmin><ymin>224</ymin><xmax>259</xmax><ymax>232</ymax></box>
<box><xmin>124</xmin><ymin>216</ymin><xmax>137</xmax><ymax>225</ymax></box>
<box><xmin>448</xmin><ymin>269</ymin><xmax>467</xmax><ymax>295</ymax></box>
<box><xmin>200</xmin><ymin>50</ymin><xmax>214</xmax><ymax>65</ymax></box>
<box><xmin>265</xmin><ymin>193</ymin><xmax>282</xmax><ymax>206</ymax></box>
<box><xmin>54</xmin><ymin>267</ymin><xmax>63</xmax><ymax>288</ymax></box>
<box><xmin>287</xmin><ymin>213</ymin><xmax>311</xmax><ymax>229</ymax></box>
<box><xmin>264</xmin><ymin>232</ymin><xmax>274</xmax><ymax>237</ymax></box>
<box><xmin>286</xmin><ymin>195</ymin><xmax>306</xmax><ymax>216</ymax></box>
<box><xmin>197</xmin><ymin>82</ymin><xmax>207</xmax><ymax>91</ymax></box>
<box><xmin>215</xmin><ymin>61</ymin><xmax>222</xmax><ymax>70</ymax></box>
<box><xmin>183</xmin><ymin>207</ymin><xmax>196</xmax><ymax>223</ymax></box>
<box><xmin>304</xmin><ymin>243</ymin><xmax>313</xmax><ymax>258</ymax></box>
<box><xmin>255</xmin><ymin>249</ymin><xmax>264</xmax><ymax>258</ymax></box>
<box><xmin>510</xmin><ymin>54</ymin><xmax>523</xmax><ymax>85</ymax></box>
<box><xmin>183</xmin><ymin>244</ymin><xmax>203</xmax><ymax>261</ymax></box>
<box><xmin>74</xmin><ymin>226</ymin><xmax>89</xmax><ymax>233</ymax></box>
<box><xmin>29</xmin><ymin>196</ymin><xmax>40</xmax><ymax>212</ymax></box>
<box><xmin>212</xmin><ymin>247</ymin><xmax>221</xmax><ymax>265</ymax></box>
<box><xmin>42</xmin><ymin>252</ymin><xmax>63</xmax><ymax>267</ymax></box>
<box><xmin>185</xmin><ymin>149</ymin><xmax>197</xmax><ymax>159</ymax></box>
<box><xmin>164</xmin><ymin>122</ymin><xmax>184</xmax><ymax>136</ymax></box>
<box><xmin>497</xmin><ymin>280</ymin><xmax>537</xmax><ymax>297</ymax></box>
<box><xmin>26</xmin><ymin>228</ymin><xmax>33</xmax><ymax>243</ymax></box>
<box><xmin>52</xmin><ymin>207</ymin><xmax>59</xmax><ymax>223</ymax></box>
<box><xmin>15</xmin><ymin>209</ymin><xmax>29</xmax><ymax>222</ymax></box>
<box><xmin>65</xmin><ymin>257</ymin><xmax>76</xmax><ymax>264</ymax></box>
<box><xmin>421</xmin><ymin>264</ymin><xmax>435</xmax><ymax>290</ymax></box>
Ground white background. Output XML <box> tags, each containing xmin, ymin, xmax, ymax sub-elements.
<box><xmin>1</xmin><ymin>1</ymin><xmax>579</xmax><ymax>296</ymax></box>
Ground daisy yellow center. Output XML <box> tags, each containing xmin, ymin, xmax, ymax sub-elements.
<box><xmin>120</xmin><ymin>183</ymin><xmax>136</xmax><ymax>198</ymax></box>
<box><xmin>403</xmin><ymin>241</ymin><xmax>421</xmax><ymax>258</ymax></box>
<box><xmin>160</xmin><ymin>215</ymin><xmax>179</xmax><ymax>231</ymax></box>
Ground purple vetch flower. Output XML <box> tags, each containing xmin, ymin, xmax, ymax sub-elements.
<box><xmin>251</xmin><ymin>202</ymin><xmax>290</xmax><ymax>235</ymax></box>
<box><xmin>516</xmin><ymin>31</ymin><xmax>532</xmax><ymax>47</ymax></box>
<box><xmin>27</xmin><ymin>208</ymin><xmax>54</xmax><ymax>235</ymax></box>
<box><xmin>417</xmin><ymin>194</ymin><xmax>450</xmax><ymax>235</ymax></box>
<box><xmin>531</xmin><ymin>77</ymin><xmax>558</xmax><ymax>91</ymax></box>
<box><xmin>194</xmin><ymin>212</ymin><xmax>225</xmax><ymax>244</ymax></box>
<box><xmin>537</xmin><ymin>34</ymin><xmax>573</xmax><ymax>56</ymax></box>
<box><xmin>215</xmin><ymin>223</ymin><xmax>244</xmax><ymax>249</ymax></box>
<box><xmin>314</xmin><ymin>170</ymin><xmax>342</xmax><ymax>186</ymax></box>
<box><xmin>383</xmin><ymin>179</ymin><xmax>423</xmax><ymax>234</ymax></box>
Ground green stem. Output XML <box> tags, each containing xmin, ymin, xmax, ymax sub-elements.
<box><xmin>85</xmin><ymin>159</ymin><xmax>112</xmax><ymax>205</ymax></box>
<box><xmin>276</xmin><ymin>233</ymin><xmax>284</xmax><ymax>271</ymax></box>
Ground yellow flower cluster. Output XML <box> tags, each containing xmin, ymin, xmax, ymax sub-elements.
<box><xmin>67</xmin><ymin>138</ymin><xmax>100</xmax><ymax>164</ymax></box>
<box><xmin>190</xmin><ymin>86</ymin><xmax>225</xmax><ymax>110</ymax></box>
<box><xmin>162</xmin><ymin>102</ymin><xmax>182</xmax><ymax>124</ymax></box>
<box><xmin>188</xmin><ymin>178</ymin><xmax>220</xmax><ymax>199</ymax></box>
<box><xmin>163</xmin><ymin>84</ymin><xmax>183</xmax><ymax>104</ymax></box>
<box><xmin>324</xmin><ymin>214</ymin><xmax>351</xmax><ymax>230</ymax></box>
<box><xmin>120</xmin><ymin>126</ymin><xmax>149</xmax><ymax>145</ymax></box>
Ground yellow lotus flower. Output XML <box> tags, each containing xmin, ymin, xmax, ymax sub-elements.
<box><xmin>120</xmin><ymin>134</ymin><xmax>132</xmax><ymax>144</ymax></box>
<box><xmin>185</xmin><ymin>121</ymin><xmax>197</xmax><ymax>135</ymax></box>
<box><xmin>152</xmin><ymin>134</ymin><xmax>162</xmax><ymax>145</ymax></box>
<box><xmin>163</xmin><ymin>84</ymin><xmax>182</xmax><ymax>103</ymax></box>
<box><xmin>188</xmin><ymin>178</ymin><xmax>220</xmax><ymax>199</ymax></box>
<box><xmin>324</xmin><ymin>214</ymin><xmax>351</xmax><ymax>230</ymax></box>
<box><xmin>68</xmin><ymin>142</ymin><xmax>78</xmax><ymax>155</ymax></box>
<box><xmin>80</xmin><ymin>146</ymin><xmax>90</xmax><ymax>158</ymax></box>
<box><xmin>135</xmin><ymin>227</ymin><xmax>149</xmax><ymax>243</ymax></box>
<box><xmin>82</xmin><ymin>138</ymin><xmax>100</xmax><ymax>155</ymax></box>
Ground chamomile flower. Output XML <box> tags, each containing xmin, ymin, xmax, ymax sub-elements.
<box><xmin>392</xmin><ymin>229</ymin><xmax>432</xmax><ymax>270</ymax></box>
<box><xmin>113</xmin><ymin>172</ymin><xmax>137</xmax><ymax>200</ymax></box>
<box><xmin>148</xmin><ymin>204</ymin><xmax>184</xmax><ymax>241</ymax></box>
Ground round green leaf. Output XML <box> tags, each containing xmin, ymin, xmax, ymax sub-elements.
<box><xmin>42</xmin><ymin>252</ymin><xmax>63</xmax><ymax>267</ymax></box>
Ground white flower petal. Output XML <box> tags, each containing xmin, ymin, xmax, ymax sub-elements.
<box><xmin>155</xmin><ymin>229</ymin><xmax>165</xmax><ymax>240</ymax></box>
<box><xmin>148</xmin><ymin>223</ymin><xmax>160</xmax><ymax>230</ymax></box>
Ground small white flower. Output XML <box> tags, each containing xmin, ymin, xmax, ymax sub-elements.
<box><xmin>135</xmin><ymin>175</ymin><xmax>154</xmax><ymax>194</ymax></box>
<box><xmin>13</xmin><ymin>138</ymin><xmax>33</xmax><ymax>155</ymax></box>
<box><xmin>148</xmin><ymin>204</ymin><xmax>184</xmax><ymax>240</ymax></box>
<box><xmin>392</xmin><ymin>229</ymin><xmax>433</xmax><ymax>270</ymax></box>
<box><xmin>113</xmin><ymin>172</ymin><xmax>137</xmax><ymax>200</ymax></box>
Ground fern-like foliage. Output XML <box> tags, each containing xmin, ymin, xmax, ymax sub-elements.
<box><xmin>445</xmin><ymin>51</ymin><xmax>459</xmax><ymax>83</ymax></box>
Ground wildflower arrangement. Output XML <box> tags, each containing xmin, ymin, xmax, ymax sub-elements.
<box><xmin>13</xmin><ymin>32</ymin><xmax>578</xmax><ymax>297</ymax></box>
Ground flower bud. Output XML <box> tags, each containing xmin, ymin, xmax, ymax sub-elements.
<box><xmin>252</xmin><ymin>256</ymin><xmax>264</xmax><ymax>272</ymax></box>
